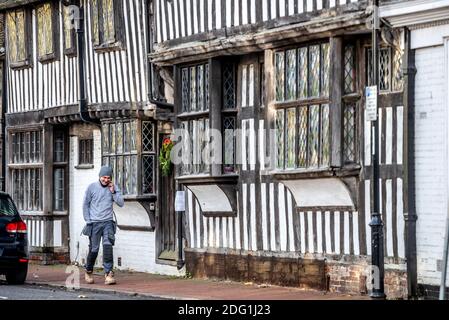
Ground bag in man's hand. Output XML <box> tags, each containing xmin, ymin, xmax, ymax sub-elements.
<box><xmin>81</xmin><ymin>223</ymin><xmax>93</xmax><ymax>237</ymax></box>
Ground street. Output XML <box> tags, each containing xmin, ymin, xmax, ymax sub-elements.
<box><xmin>0</xmin><ymin>281</ymin><xmax>162</xmax><ymax>300</ymax></box>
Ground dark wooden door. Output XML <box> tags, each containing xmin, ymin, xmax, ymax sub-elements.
<box><xmin>157</xmin><ymin>134</ymin><xmax>177</xmax><ymax>261</ymax></box>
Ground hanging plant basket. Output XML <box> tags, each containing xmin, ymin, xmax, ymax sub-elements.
<box><xmin>159</xmin><ymin>138</ymin><xmax>174</xmax><ymax>176</ymax></box>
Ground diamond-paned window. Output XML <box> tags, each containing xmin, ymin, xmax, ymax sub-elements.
<box><xmin>367</xmin><ymin>47</ymin><xmax>402</xmax><ymax>92</ymax></box>
<box><xmin>223</xmin><ymin>116</ymin><xmax>236</xmax><ymax>173</ymax></box>
<box><xmin>344</xmin><ymin>45</ymin><xmax>356</xmax><ymax>93</ymax></box>
<box><xmin>181</xmin><ymin>63</ymin><xmax>209</xmax><ymax>113</ymax></box>
<box><xmin>142</xmin><ymin>121</ymin><xmax>154</xmax><ymax>152</ymax></box>
<box><xmin>343</xmin><ymin>103</ymin><xmax>356</xmax><ymax>163</ymax></box>
<box><xmin>223</xmin><ymin>63</ymin><xmax>236</xmax><ymax>109</ymax></box>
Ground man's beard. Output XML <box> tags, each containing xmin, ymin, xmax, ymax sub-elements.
<box><xmin>99</xmin><ymin>180</ymin><xmax>109</xmax><ymax>187</ymax></box>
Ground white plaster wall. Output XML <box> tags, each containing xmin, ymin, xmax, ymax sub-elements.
<box><xmin>414</xmin><ymin>42</ymin><xmax>449</xmax><ymax>287</ymax></box>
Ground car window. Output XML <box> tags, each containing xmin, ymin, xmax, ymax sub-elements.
<box><xmin>0</xmin><ymin>195</ymin><xmax>19</xmax><ymax>216</ymax></box>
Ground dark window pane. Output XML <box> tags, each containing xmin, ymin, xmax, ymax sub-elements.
<box><xmin>275</xmin><ymin>52</ymin><xmax>285</xmax><ymax>101</ymax></box>
<box><xmin>54</xmin><ymin>131</ymin><xmax>65</xmax><ymax>163</ymax></box>
<box><xmin>344</xmin><ymin>45</ymin><xmax>356</xmax><ymax>94</ymax></box>
<box><xmin>53</xmin><ymin>168</ymin><xmax>65</xmax><ymax>211</ymax></box>
<box><xmin>223</xmin><ymin>63</ymin><xmax>235</xmax><ymax>109</ymax></box>
<box><xmin>142</xmin><ymin>121</ymin><xmax>154</xmax><ymax>152</ymax></box>
<box><xmin>223</xmin><ymin>116</ymin><xmax>235</xmax><ymax>173</ymax></box>
<box><xmin>142</xmin><ymin>155</ymin><xmax>154</xmax><ymax>194</ymax></box>
<box><xmin>344</xmin><ymin>103</ymin><xmax>356</xmax><ymax>163</ymax></box>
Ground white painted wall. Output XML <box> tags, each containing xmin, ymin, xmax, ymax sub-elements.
<box><xmin>68</xmin><ymin>126</ymin><xmax>181</xmax><ymax>276</ymax></box>
<box><xmin>414</xmin><ymin>36</ymin><xmax>449</xmax><ymax>286</ymax></box>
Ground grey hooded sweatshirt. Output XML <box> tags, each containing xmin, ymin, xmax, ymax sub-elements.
<box><xmin>83</xmin><ymin>181</ymin><xmax>124</xmax><ymax>223</ymax></box>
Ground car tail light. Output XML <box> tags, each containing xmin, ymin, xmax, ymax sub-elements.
<box><xmin>6</xmin><ymin>221</ymin><xmax>27</xmax><ymax>234</ymax></box>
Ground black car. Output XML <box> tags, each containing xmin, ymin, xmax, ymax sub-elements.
<box><xmin>0</xmin><ymin>192</ymin><xmax>28</xmax><ymax>284</ymax></box>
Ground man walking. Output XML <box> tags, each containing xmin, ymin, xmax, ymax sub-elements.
<box><xmin>83</xmin><ymin>166</ymin><xmax>124</xmax><ymax>285</ymax></box>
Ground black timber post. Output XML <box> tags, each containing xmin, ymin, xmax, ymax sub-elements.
<box><xmin>370</xmin><ymin>0</ymin><xmax>386</xmax><ymax>299</ymax></box>
<box><xmin>402</xmin><ymin>27</ymin><xmax>418</xmax><ymax>299</ymax></box>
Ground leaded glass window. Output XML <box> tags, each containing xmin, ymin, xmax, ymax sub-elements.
<box><xmin>367</xmin><ymin>46</ymin><xmax>403</xmax><ymax>92</ymax></box>
<box><xmin>276</xmin><ymin>43</ymin><xmax>330</xmax><ymax>102</ymax></box>
<box><xmin>53</xmin><ymin>130</ymin><xmax>67</xmax><ymax>212</ymax></box>
<box><xmin>223</xmin><ymin>116</ymin><xmax>236</xmax><ymax>173</ymax></box>
<box><xmin>102</xmin><ymin>119</ymin><xmax>142</xmax><ymax>195</ymax></box>
<box><xmin>276</xmin><ymin>104</ymin><xmax>330</xmax><ymax>169</ymax></box>
<box><xmin>344</xmin><ymin>45</ymin><xmax>356</xmax><ymax>93</ymax></box>
<box><xmin>241</xmin><ymin>64</ymin><xmax>255</xmax><ymax>108</ymax></box>
<box><xmin>63</xmin><ymin>4</ymin><xmax>77</xmax><ymax>54</ymax></box>
<box><xmin>91</xmin><ymin>0</ymin><xmax>117</xmax><ymax>46</ymax></box>
<box><xmin>9</xmin><ymin>130</ymin><xmax>43</xmax><ymax>213</ymax></box>
<box><xmin>53</xmin><ymin>168</ymin><xmax>65</xmax><ymax>211</ymax></box>
<box><xmin>343</xmin><ymin>103</ymin><xmax>356</xmax><ymax>163</ymax></box>
<box><xmin>274</xmin><ymin>42</ymin><xmax>331</xmax><ymax>170</ymax></box>
<box><xmin>223</xmin><ymin>63</ymin><xmax>235</xmax><ymax>109</ymax></box>
<box><xmin>37</xmin><ymin>3</ymin><xmax>54</xmax><ymax>58</ymax></box>
<box><xmin>181</xmin><ymin>63</ymin><xmax>209</xmax><ymax>113</ymax></box>
<box><xmin>79</xmin><ymin>139</ymin><xmax>93</xmax><ymax>165</ymax></box>
<box><xmin>142</xmin><ymin>121</ymin><xmax>155</xmax><ymax>194</ymax></box>
<box><xmin>6</xmin><ymin>9</ymin><xmax>27</xmax><ymax>64</ymax></box>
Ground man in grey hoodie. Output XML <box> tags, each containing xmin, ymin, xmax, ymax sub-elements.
<box><xmin>83</xmin><ymin>166</ymin><xmax>124</xmax><ymax>285</ymax></box>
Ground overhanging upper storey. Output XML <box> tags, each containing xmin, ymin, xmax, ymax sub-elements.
<box><xmin>150</xmin><ymin>0</ymin><xmax>370</xmax><ymax>65</ymax></box>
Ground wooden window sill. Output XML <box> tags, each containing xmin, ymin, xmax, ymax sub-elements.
<box><xmin>10</xmin><ymin>59</ymin><xmax>32</xmax><ymax>70</ymax></box>
<box><xmin>93</xmin><ymin>41</ymin><xmax>123</xmax><ymax>53</ymax></box>
<box><xmin>38</xmin><ymin>52</ymin><xmax>58</xmax><ymax>64</ymax></box>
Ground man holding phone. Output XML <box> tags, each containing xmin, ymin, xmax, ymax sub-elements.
<box><xmin>82</xmin><ymin>166</ymin><xmax>124</xmax><ymax>285</ymax></box>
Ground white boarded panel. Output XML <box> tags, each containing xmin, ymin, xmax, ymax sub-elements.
<box><xmin>300</xmin><ymin>212</ymin><xmax>306</xmax><ymax>253</ymax></box>
<box><xmin>397</xmin><ymin>106</ymin><xmax>404</xmax><ymax>165</ymax></box>
<box><xmin>208</xmin><ymin>217</ymin><xmax>214</xmax><ymax>247</ymax></box>
<box><xmin>207</xmin><ymin>0</ymin><xmax>213</xmax><ymax>31</ymax></box>
<box><xmin>325</xmin><ymin>211</ymin><xmax>332</xmax><ymax>254</ymax></box>
<box><xmin>185</xmin><ymin>0</ymin><xmax>192</xmax><ymax>36</ymax></box>
<box><xmin>261</xmin><ymin>183</ymin><xmax>268</xmax><ymax>251</ymax></box>
<box><xmin>249</xmin><ymin>119</ymin><xmax>256</xmax><ymax>171</ymax></box>
<box><xmin>226</xmin><ymin>0</ymin><xmax>232</xmax><ymax>27</ymax></box>
<box><xmin>250</xmin><ymin>0</ymin><xmax>256</xmax><ymax>24</ymax></box>
<box><xmin>242</xmin><ymin>66</ymin><xmax>247</xmax><ymax>107</ymax></box>
<box><xmin>288</xmin><ymin>0</ymin><xmax>295</xmax><ymax>15</ymax></box>
<box><xmin>397</xmin><ymin>178</ymin><xmax>405</xmax><ymax>258</ymax></box>
<box><xmin>215</xmin><ymin>0</ymin><xmax>222</xmax><ymax>28</ymax></box>
<box><xmin>199</xmin><ymin>0</ymin><xmax>205</xmax><ymax>32</ymax></box>
<box><xmin>306</xmin><ymin>0</ymin><xmax>313</xmax><ymax>12</ymax></box>
<box><xmin>269</xmin><ymin>183</ymin><xmax>276</xmax><ymax>251</ymax></box>
<box><xmin>187</xmin><ymin>191</ymin><xmax>194</xmax><ymax>247</ymax></box>
<box><xmin>353</xmin><ymin>212</ymin><xmax>360</xmax><ymax>255</ymax></box>
<box><xmin>344</xmin><ymin>211</ymin><xmax>350</xmax><ymax>254</ymax></box>
<box><xmin>279</xmin><ymin>184</ymin><xmax>287</xmax><ymax>251</ymax></box>
<box><xmin>242</xmin><ymin>0</ymin><xmax>248</xmax><ymax>25</ymax></box>
<box><xmin>316</xmin><ymin>211</ymin><xmax>323</xmax><ymax>253</ymax></box>
<box><xmin>335</xmin><ymin>211</ymin><xmax>340</xmax><ymax>254</ymax></box>
<box><xmin>179</xmin><ymin>0</ymin><xmax>186</xmax><ymax>36</ymax></box>
<box><xmin>298</xmin><ymin>0</ymin><xmax>304</xmax><ymax>13</ymax></box>
<box><xmin>365</xmin><ymin>180</ymin><xmax>372</xmax><ymax>255</ymax></box>
<box><xmin>248</xmin><ymin>64</ymin><xmax>254</xmax><ymax>107</ymax></box>
<box><xmin>242</xmin><ymin>119</ymin><xmax>248</xmax><ymax>171</ymax></box>
<box><xmin>215</xmin><ymin>217</ymin><xmax>220</xmax><ymax>248</ymax></box>
<box><xmin>279</xmin><ymin>0</ymin><xmax>286</xmax><ymax>17</ymax></box>
<box><xmin>250</xmin><ymin>183</ymin><xmax>257</xmax><ymax>250</ymax></box>
<box><xmin>386</xmin><ymin>107</ymin><xmax>393</xmax><ymax>165</ymax></box>
<box><xmin>386</xmin><ymin>179</ymin><xmax>394</xmax><ymax>257</ymax></box>
<box><xmin>196</xmin><ymin>199</ymin><xmax>201</xmax><ymax>248</ymax></box>
<box><xmin>262</xmin><ymin>0</ymin><xmax>268</xmax><ymax>21</ymax></box>
<box><xmin>287</xmin><ymin>191</ymin><xmax>295</xmax><ymax>252</ymax></box>
<box><xmin>235</xmin><ymin>191</ymin><xmax>241</xmax><ymax>250</ymax></box>
<box><xmin>339</xmin><ymin>0</ymin><xmax>346</xmax><ymax>5</ymax></box>
<box><xmin>174</xmin><ymin>0</ymin><xmax>180</xmax><ymax>38</ymax></box>
<box><xmin>270</xmin><ymin>0</ymin><xmax>276</xmax><ymax>19</ymax></box>
<box><xmin>317</xmin><ymin>0</ymin><xmax>323</xmax><ymax>10</ymax></box>
<box><xmin>307</xmin><ymin>211</ymin><xmax>314</xmax><ymax>253</ymax></box>
<box><xmin>53</xmin><ymin>220</ymin><xmax>62</xmax><ymax>247</ymax></box>
<box><xmin>167</xmin><ymin>0</ymin><xmax>174</xmax><ymax>39</ymax></box>
<box><xmin>203</xmin><ymin>208</ymin><xmax>208</xmax><ymax>247</ymax></box>
<box><xmin>40</xmin><ymin>220</ymin><xmax>44</xmax><ymax>247</ymax></box>
<box><xmin>193</xmin><ymin>0</ymin><xmax>199</xmax><ymax>34</ymax></box>
<box><xmin>365</xmin><ymin>116</ymin><xmax>371</xmax><ymax>166</ymax></box>
<box><xmin>242</xmin><ymin>183</ymin><xmax>249</xmax><ymax>250</ymax></box>
<box><xmin>228</xmin><ymin>216</ymin><xmax>234</xmax><ymax>249</ymax></box>
<box><xmin>161</xmin><ymin>0</ymin><xmax>168</xmax><ymax>40</ymax></box>
<box><xmin>330</xmin><ymin>0</ymin><xmax>336</xmax><ymax>8</ymax></box>
<box><xmin>223</xmin><ymin>215</ymin><xmax>228</xmax><ymax>248</ymax></box>
<box><xmin>234</xmin><ymin>0</ymin><xmax>239</xmax><ymax>26</ymax></box>
<box><xmin>259</xmin><ymin>120</ymin><xmax>265</xmax><ymax>170</ymax></box>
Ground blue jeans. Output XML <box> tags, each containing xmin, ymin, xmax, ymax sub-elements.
<box><xmin>85</xmin><ymin>220</ymin><xmax>116</xmax><ymax>274</ymax></box>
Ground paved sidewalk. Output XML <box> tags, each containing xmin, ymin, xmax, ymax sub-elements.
<box><xmin>26</xmin><ymin>264</ymin><xmax>369</xmax><ymax>300</ymax></box>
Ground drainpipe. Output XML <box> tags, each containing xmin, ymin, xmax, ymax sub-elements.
<box><xmin>0</xmin><ymin>55</ymin><xmax>5</xmax><ymax>192</ymax></box>
<box><xmin>403</xmin><ymin>28</ymin><xmax>418</xmax><ymax>299</ymax></box>
<box><xmin>76</xmin><ymin>3</ymin><xmax>99</xmax><ymax>126</ymax></box>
